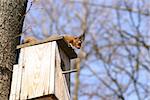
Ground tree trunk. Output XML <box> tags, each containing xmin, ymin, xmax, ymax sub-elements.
<box><xmin>73</xmin><ymin>58</ymin><xmax>80</xmax><ymax>100</ymax></box>
<box><xmin>0</xmin><ymin>0</ymin><xmax>27</xmax><ymax>99</ymax></box>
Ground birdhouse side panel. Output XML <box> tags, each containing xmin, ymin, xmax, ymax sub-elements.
<box><xmin>54</xmin><ymin>47</ymin><xmax>70</xmax><ymax>100</ymax></box>
<box><xmin>59</xmin><ymin>48</ymin><xmax>70</xmax><ymax>89</ymax></box>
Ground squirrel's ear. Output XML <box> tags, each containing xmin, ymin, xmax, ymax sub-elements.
<box><xmin>79</xmin><ymin>31</ymin><xmax>85</xmax><ymax>41</ymax></box>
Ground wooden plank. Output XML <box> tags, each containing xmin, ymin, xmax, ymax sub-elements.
<box><xmin>43</xmin><ymin>43</ymin><xmax>52</xmax><ymax>95</ymax></box>
<box><xmin>62</xmin><ymin>69</ymin><xmax>77</xmax><ymax>74</ymax></box>
<box><xmin>15</xmin><ymin>49</ymin><xmax>25</xmax><ymax>100</ymax></box>
<box><xmin>54</xmin><ymin>46</ymin><xmax>62</xmax><ymax>98</ymax></box>
<box><xmin>62</xmin><ymin>73</ymin><xmax>71</xmax><ymax>100</ymax></box>
<box><xmin>11</xmin><ymin>39</ymin><xmax>73</xmax><ymax>100</ymax></box>
<box><xmin>29</xmin><ymin>94</ymin><xmax>58</xmax><ymax>100</ymax></box>
<box><xmin>18</xmin><ymin>42</ymin><xmax>56</xmax><ymax>99</ymax></box>
<box><xmin>17</xmin><ymin>35</ymin><xmax>63</xmax><ymax>49</ymax></box>
<box><xmin>59</xmin><ymin>48</ymin><xmax>70</xmax><ymax>90</ymax></box>
<box><xmin>49</xmin><ymin>41</ymin><xmax>56</xmax><ymax>94</ymax></box>
<box><xmin>54</xmin><ymin>47</ymin><xmax>70</xmax><ymax>100</ymax></box>
<box><xmin>9</xmin><ymin>65</ymin><xmax>19</xmax><ymax>100</ymax></box>
<box><xmin>17</xmin><ymin>35</ymin><xmax>77</xmax><ymax>59</ymax></box>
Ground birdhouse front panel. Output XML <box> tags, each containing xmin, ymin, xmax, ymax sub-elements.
<box><xmin>9</xmin><ymin>37</ymin><xmax>77</xmax><ymax>100</ymax></box>
<box><xmin>17</xmin><ymin>42</ymin><xmax>56</xmax><ymax>99</ymax></box>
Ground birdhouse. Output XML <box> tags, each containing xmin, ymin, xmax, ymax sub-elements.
<box><xmin>9</xmin><ymin>36</ymin><xmax>77</xmax><ymax>100</ymax></box>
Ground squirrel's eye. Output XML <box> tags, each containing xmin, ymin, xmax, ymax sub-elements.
<box><xmin>70</xmin><ymin>40</ymin><xmax>73</xmax><ymax>43</ymax></box>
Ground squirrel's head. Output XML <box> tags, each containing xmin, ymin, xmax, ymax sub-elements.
<box><xmin>65</xmin><ymin>32</ymin><xmax>85</xmax><ymax>49</ymax></box>
<box><xmin>73</xmin><ymin>32</ymin><xmax>85</xmax><ymax>49</ymax></box>
<box><xmin>72</xmin><ymin>37</ymin><xmax>83</xmax><ymax>49</ymax></box>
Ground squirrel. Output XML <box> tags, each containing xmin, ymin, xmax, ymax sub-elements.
<box><xmin>23</xmin><ymin>33</ymin><xmax>85</xmax><ymax>49</ymax></box>
<box><xmin>23</xmin><ymin>36</ymin><xmax>38</xmax><ymax>44</ymax></box>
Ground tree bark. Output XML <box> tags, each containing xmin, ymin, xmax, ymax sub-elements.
<box><xmin>0</xmin><ymin>0</ymin><xmax>27</xmax><ymax>99</ymax></box>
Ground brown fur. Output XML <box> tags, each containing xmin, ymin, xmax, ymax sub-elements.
<box><xmin>64</xmin><ymin>36</ymin><xmax>82</xmax><ymax>49</ymax></box>
<box><xmin>23</xmin><ymin>36</ymin><xmax>38</xmax><ymax>44</ymax></box>
<box><xmin>24</xmin><ymin>35</ymin><xmax>84</xmax><ymax>49</ymax></box>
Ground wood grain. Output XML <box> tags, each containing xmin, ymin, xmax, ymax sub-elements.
<box><xmin>18</xmin><ymin>42</ymin><xmax>56</xmax><ymax>99</ymax></box>
<box><xmin>9</xmin><ymin>40</ymin><xmax>75</xmax><ymax>100</ymax></box>
<box><xmin>9</xmin><ymin>65</ymin><xmax>19</xmax><ymax>100</ymax></box>
<box><xmin>54</xmin><ymin>46</ymin><xmax>70</xmax><ymax>100</ymax></box>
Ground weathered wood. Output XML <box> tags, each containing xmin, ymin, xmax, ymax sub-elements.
<box><xmin>58</xmin><ymin>48</ymin><xmax>71</xmax><ymax>90</ymax></box>
<box><xmin>15</xmin><ymin>61</ymin><xmax>23</xmax><ymax>100</ymax></box>
<box><xmin>10</xmin><ymin>40</ymin><xmax>77</xmax><ymax>100</ymax></box>
<box><xmin>49</xmin><ymin>42</ymin><xmax>56</xmax><ymax>94</ymax></box>
<box><xmin>9</xmin><ymin>65</ymin><xmax>19</xmax><ymax>100</ymax></box>
<box><xmin>55</xmin><ymin>47</ymin><xmax>70</xmax><ymax>100</ymax></box>
<box><xmin>17</xmin><ymin>35</ymin><xmax>77</xmax><ymax>59</ymax></box>
<box><xmin>19</xmin><ymin>42</ymin><xmax>56</xmax><ymax>99</ymax></box>
<box><xmin>29</xmin><ymin>94</ymin><xmax>58</xmax><ymax>100</ymax></box>
<box><xmin>62</xmin><ymin>69</ymin><xmax>78</xmax><ymax>74</ymax></box>
<box><xmin>17</xmin><ymin>35</ymin><xmax>63</xmax><ymax>49</ymax></box>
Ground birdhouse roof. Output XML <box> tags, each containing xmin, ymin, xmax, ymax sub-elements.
<box><xmin>17</xmin><ymin>35</ymin><xmax>77</xmax><ymax>59</ymax></box>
